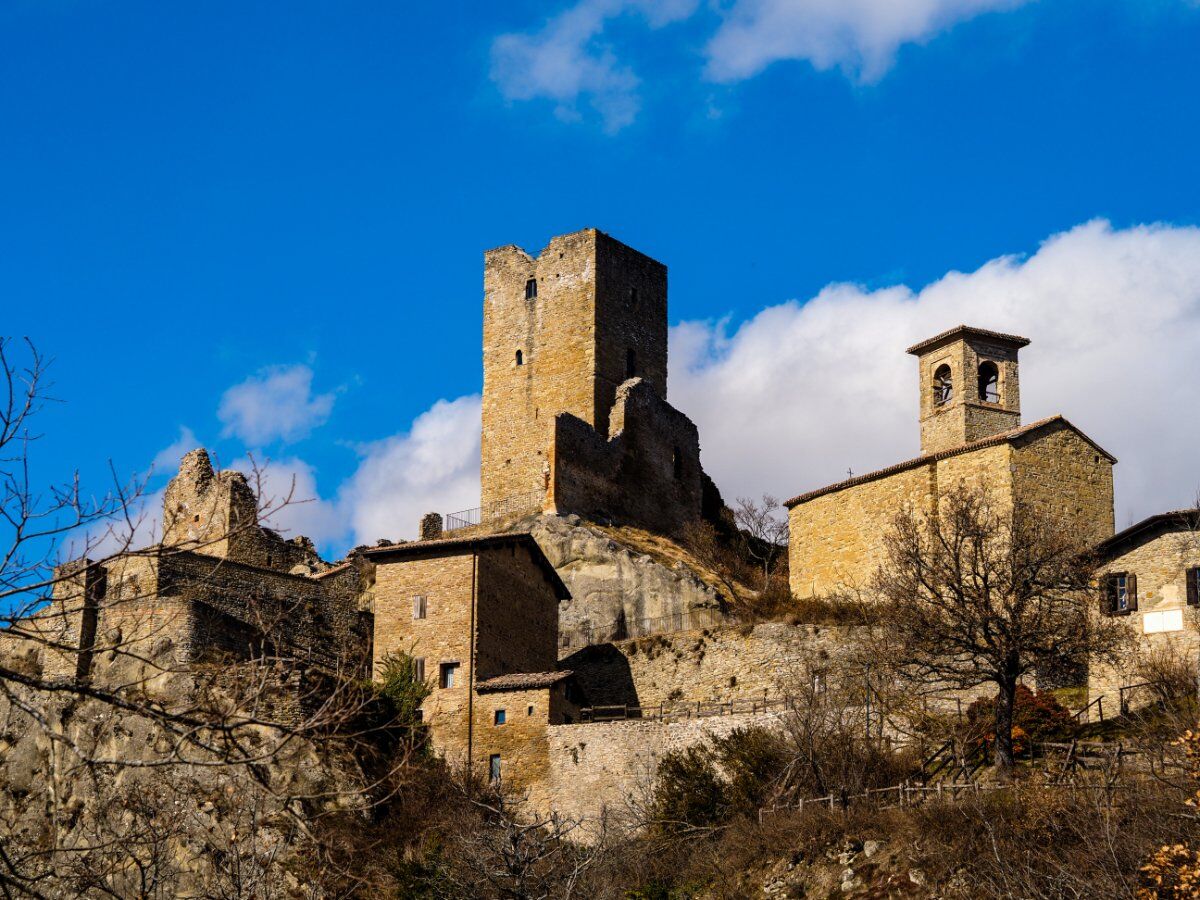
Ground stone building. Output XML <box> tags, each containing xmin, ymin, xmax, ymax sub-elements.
<box><xmin>480</xmin><ymin>228</ymin><xmax>721</xmax><ymax>536</ymax></box>
<box><xmin>1088</xmin><ymin>510</ymin><xmax>1200</xmax><ymax>715</ymax></box>
<box><xmin>365</xmin><ymin>532</ymin><xmax>579</xmax><ymax>792</ymax></box>
<box><xmin>35</xmin><ymin>449</ymin><xmax>371</xmax><ymax>685</ymax></box>
<box><xmin>785</xmin><ymin>326</ymin><xmax>1117</xmax><ymax>598</ymax></box>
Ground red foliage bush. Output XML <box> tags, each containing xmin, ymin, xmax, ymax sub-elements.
<box><xmin>966</xmin><ymin>684</ymin><xmax>1075</xmax><ymax>746</ymax></box>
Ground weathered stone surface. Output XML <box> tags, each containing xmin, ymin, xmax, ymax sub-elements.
<box><xmin>1090</xmin><ymin>515</ymin><xmax>1200</xmax><ymax>711</ymax></box>
<box><xmin>786</xmin><ymin>327</ymin><xmax>1115</xmax><ymax>599</ymax></box>
<box><xmin>480</xmin><ymin>228</ymin><xmax>721</xmax><ymax>537</ymax></box>
<box><xmin>528</xmin><ymin>514</ymin><xmax>723</xmax><ymax>639</ymax></box>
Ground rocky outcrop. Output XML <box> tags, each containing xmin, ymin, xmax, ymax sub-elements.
<box><xmin>525</xmin><ymin>514</ymin><xmax>726</xmax><ymax>643</ymax></box>
<box><xmin>0</xmin><ymin>634</ymin><xmax>372</xmax><ymax>896</ymax></box>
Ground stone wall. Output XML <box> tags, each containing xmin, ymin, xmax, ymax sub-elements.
<box><xmin>162</xmin><ymin>449</ymin><xmax>326</xmax><ymax>575</ymax></box>
<box><xmin>562</xmin><ymin>622</ymin><xmax>863</xmax><ymax>708</ymax></box>
<box><xmin>1011</xmin><ymin>421</ymin><xmax>1115</xmax><ymax>548</ymax></box>
<box><xmin>371</xmin><ymin>549</ymin><xmax>477</xmax><ymax>757</ymax></box>
<box><xmin>1089</xmin><ymin>526</ymin><xmax>1200</xmax><ymax>712</ymax></box>
<box><xmin>548</xmin><ymin>379</ymin><xmax>708</xmax><ymax>537</ymax></box>
<box><xmin>476</xmin><ymin>542</ymin><xmax>560</xmax><ymax>679</ymax></box>
<box><xmin>788</xmin><ymin>422</ymin><xmax>1114</xmax><ymax>599</ymax></box>
<box><xmin>789</xmin><ymin>463</ymin><xmax>937</xmax><ymax>598</ymax></box>
<box><xmin>481</xmin><ymin>229</ymin><xmax>667</xmax><ymax>510</ymax></box>
<box><xmin>540</xmin><ymin>710</ymin><xmax>784</xmax><ymax>825</ymax></box>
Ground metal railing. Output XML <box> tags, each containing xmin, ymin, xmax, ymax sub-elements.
<box><xmin>444</xmin><ymin>491</ymin><xmax>544</xmax><ymax>533</ymax></box>
<box><xmin>579</xmin><ymin>693</ymin><xmax>795</xmax><ymax>723</ymax></box>
<box><xmin>559</xmin><ymin>607</ymin><xmax>726</xmax><ymax>651</ymax></box>
<box><xmin>1118</xmin><ymin>681</ymin><xmax>1156</xmax><ymax>720</ymax></box>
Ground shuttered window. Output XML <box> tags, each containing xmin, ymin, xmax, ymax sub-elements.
<box><xmin>413</xmin><ymin>595</ymin><xmax>427</xmax><ymax>619</ymax></box>
<box><xmin>1104</xmin><ymin>572</ymin><xmax>1137</xmax><ymax>615</ymax></box>
<box><xmin>1187</xmin><ymin>567</ymin><xmax>1200</xmax><ymax>607</ymax></box>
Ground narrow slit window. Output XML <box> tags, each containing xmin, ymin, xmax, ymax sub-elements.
<box><xmin>412</xmin><ymin>595</ymin><xmax>427</xmax><ymax>620</ymax></box>
<box><xmin>525</xmin><ymin>278</ymin><xmax>537</xmax><ymax>299</ymax></box>
<box><xmin>672</xmin><ymin>446</ymin><xmax>683</xmax><ymax>481</ymax></box>
<box><xmin>515</xmin><ymin>349</ymin><xmax>523</xmax><ymax>366</ymax></box>
<box><xmin>629</xmin><ymin>287</ymin><xmax>639</xmax><ymax>306</ymax></box>
<box><xmin>626</xmin><ymin>349</ymin><xmax>637</xmax><ymax>379</ymax></box>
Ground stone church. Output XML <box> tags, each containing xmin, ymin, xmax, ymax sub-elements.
<box><xmin>785</xmin><ymin>325</ymin><xmax>1117</xmax><ymax>598</ymax></box>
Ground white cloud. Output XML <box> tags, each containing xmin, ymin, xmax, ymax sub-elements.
<box><xmin>218</xmin><ymin>364</ymin><xmax>336</xmax><ymax>446</ymax></box>
<box><xmin>490</xmin><ymin>0</ymin><xmax>698</xmax><ymax>132</ymax></box>
<box><xmin>231</xmin><ymin>455</ymin><xmax>345</xmax><ymax>549</ymax></box>
<box><xmin>151</xmin><ymin>426</ymin><xmax>198</xmax><ymax>476</ymax></box>
<box><xmin>490</xmin><ymin>0</ymin><xmax>1041</xmax><ymax>127</ymax></box>
<box><xmin>704</xmin><ymin>0</ymin><xmax>1031</xmax><ymax>83</ymax></box>
<box><xmin>671</xmin><ymin>219</ymin><xmax>1200</xmax><ymax>529</ymax></box>
<box><xmin>338</xmin><ymin>395</ymin><xmax>482</xmax><ymax>546</ymax></box>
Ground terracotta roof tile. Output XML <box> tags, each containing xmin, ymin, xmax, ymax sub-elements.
<box><xmin>475</xmin><ymin>670</ymin><xmax>573</xmax><ymax>693</ymax></box>
<box><xmin>784</xmin><ymin>415</ymin><xmax>1116</xmax><ymax>508</ymax></box>
<box><xmin>905</xmin><ymin>324</ymin><xmax>1031</xmax><ymax>355</ymax></box>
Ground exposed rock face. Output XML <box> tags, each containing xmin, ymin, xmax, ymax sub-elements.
<box><xmin>527</xmin><ymin>514</ymin><xmax>724</xmax><ymax>643</ymax></box>
<box><xmin>0</xmin><ymin>636</ymin><xmax>369</xmax><ymax>897</ymax></box>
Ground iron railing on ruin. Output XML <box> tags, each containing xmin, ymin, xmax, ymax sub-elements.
<box><xmin>558</xmin><ymin>606</ymin><xmax>726</xmax><ymax>651</ymax></box>
<box><xmin>443</xmin><ymin>490</ymin><xmax>545</xmax><ymax>533</ymax></box>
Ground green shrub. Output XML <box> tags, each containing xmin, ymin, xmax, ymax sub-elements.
<box><xmin>375</xmin><ymin>651</ymin><xmax>432</xmax><ymax>733</ymax></box>
<box><xmin>651</xmin><ymin>746</ymin><xmax>729</xmax><ymax>833</ymax></box>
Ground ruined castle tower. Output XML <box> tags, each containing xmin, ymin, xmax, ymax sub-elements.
<box><xmin>161</xmin><ymin>448</ymin><xmax>323</xmax><ymax>573</ymax></box>
<box><xmin>906</xmin><ymin>325</ymin><xmax>1029</xmax><ymax>455</ymax></box>
<box><xmin>481</xmin><ymin>229</ymin><xmax>668</xmax><ymax>508</ymax></box>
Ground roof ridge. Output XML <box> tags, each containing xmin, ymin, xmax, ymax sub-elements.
<box><xmin>784</xmin><ymin>415</ymin><xmax>1114</xmax><ymax>508</ymax></box>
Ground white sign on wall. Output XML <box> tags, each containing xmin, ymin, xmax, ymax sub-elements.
<box><xmin>1143</xmin><ymin>608</ymin><xmax>1184</xmax><ymax>634</ymax></box>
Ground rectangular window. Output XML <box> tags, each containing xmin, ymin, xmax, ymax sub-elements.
<box><xmin>527</xmin><ymin>705</ymin><xmax>535</xmax><ymax>716</ymax></box>
<box><xmin>412</xmin><ymin>595</ymin><xmax>427</xmax><ymax>620</ymax></box>
<box><xmin>439</xmin><ymin>662</ymin><xmax>459</xmax><ymax>689</ymax></box>
<box><xmin>525</xmin><ymin>278</ymin><xmax>537</xmax><ymax>299</ymax></box>
<box><xmin>1144</xmin><ymin>609</ymin><xmax>1184</xmax><ymax>634</ymax></box>
<box><xmin>413</xmin><ymin>657</ymin><xmax>425</xmax><ymax>683</ymax></box>
<box><xmin>1105</xmin><ymin>572</ymin><xmax>1138</xmax><ymax>615</ymax></box>
<box><xmin>489</xmin><ymin>754</ymin><xmax>501</xmax><ymax>782</ymax></box>
<box><xmin>494</xmin><ymin>709</ymin><xmax>506</xmax><ymax>725</ymax></box>
<box><xmin>1188</xmin><ymin>567</ymin><xmax>1200</xmax><ymax>607</ymax></box>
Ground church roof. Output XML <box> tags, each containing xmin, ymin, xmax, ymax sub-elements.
<box><xmin>783</xmin><ymin>415</ymin><xmax>1116</xmax><ymax>508</ymax></box>
<box><xmin>905</xmin><ymin>325</ymin><xmax>1031</xmax><ymax>355</ymax></box>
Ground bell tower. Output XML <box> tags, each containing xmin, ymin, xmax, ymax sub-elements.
<box><xmin>906</xmin><ymin>325</ymin><xmax>1029</xmax><ymax>455</ymax></box>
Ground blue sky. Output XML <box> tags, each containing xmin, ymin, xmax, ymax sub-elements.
<box><xmin>4</xmin><ymin>0</ymin><xmax>1200</xmax><ymax>559</ymax></box>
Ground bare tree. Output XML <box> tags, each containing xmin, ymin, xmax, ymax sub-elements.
<box><xmin>732</xmin><ymin>495</ymin><xmax>788</xmax><ymax>593</ymax></box>
<box><xmin>0</xmin><ymin>339</ymin><xmax>413</xmax><ymax>895</ymax></box>
<box><xmin>439</xmin><ymin>787</ymin><xmax>609</xmax><ymax>900</ymax></box>
<box><xmin>873</xmin><ymin>485</ymin><xmax>1125</xmax><ymax>773</ymax></box>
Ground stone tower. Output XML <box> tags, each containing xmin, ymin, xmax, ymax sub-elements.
<box><xmin>481</xmin><ymin>229</ymin><xmax>668</xmax><ymax>508</ymax></box>
<box><xmin>162</xmin><ymin>448</ymin><xmax>260</xmax><ymax>558</ymax></box>
<box><xmin>906</xmin><ymin>325</ymin><xmax>1029</xmax><ymax>455</ymax></box>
